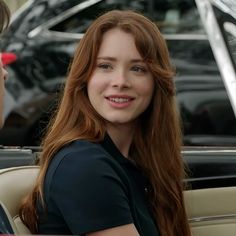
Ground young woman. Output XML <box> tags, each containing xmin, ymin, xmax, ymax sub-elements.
<box><xmin>20</xmin><ymin>10</ymin><xmax>191</xmax><ymax>236</ymax></box>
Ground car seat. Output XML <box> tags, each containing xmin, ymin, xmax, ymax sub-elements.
<box><xmin>0</xmin><ymin>166</ymin><xmax>39</xmax><ymax>234</ymax></box>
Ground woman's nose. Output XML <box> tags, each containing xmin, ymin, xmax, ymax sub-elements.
<box><xmin>111</xmin><ymin>70</ymin><xmax>130</xmax><ymax>88</ymax></box>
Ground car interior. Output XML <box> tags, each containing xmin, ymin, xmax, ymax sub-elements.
<box><xmin>0</xmin><ymin>165</ymin><xmax>236</xmax><ymax>236</ymax></box>
<box><xmin>0</xmin><ymin>166</ymin><xmax>39</xmax><ymax>234</ymax></box>
<box><xmin>185</xmin><ymin>187</ymin><xmax>236</xmax><ymax>236</ymax></box>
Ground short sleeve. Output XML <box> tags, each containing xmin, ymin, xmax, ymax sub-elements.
<box><xmin>48</xmin><ymin>147</ymin><xmax>133</xmax><ymax>235</ymax></box>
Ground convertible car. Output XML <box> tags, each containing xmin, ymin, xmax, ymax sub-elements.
<box><xmin>0</xmin><ymin>0</ymin><xmax>236</xmax><ymax>235</ymax></box>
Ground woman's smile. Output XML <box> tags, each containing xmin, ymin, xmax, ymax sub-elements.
<box><xmin>105</xmin><ymin>95</ymin><xmax>135</xmax><ymax>108</ymax></box>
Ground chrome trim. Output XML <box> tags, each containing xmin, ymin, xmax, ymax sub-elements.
<box><xmin>213</xmin><ymin>0</ymin><xmax>232</xmax><ymax>13</ymax></box>
<box><xmin>49</xmin><ymin>31</ymin><xmax>84</xmax><ymax>40</ymax></box>
<box><xmin>40</xmin><ymin>30</ymin><xmax>84</xmax><ymax>40</ymax></box>
<box><xmin>163</xmin><ymin>34</ymin><xmax>207</xmax><ymax>40</ymax></box>
<box><xmin>189</xmin><ymin>213</ymin><xmax>236</xmax><ymax>223</ymax></box>
<box><xmin>11</xmin><ymin>0</ymin><xmax>34</xmax><ymax>23</ymax></box>
<box><xmin>224</xmin><ymin>22</ymin><xmax>236</xmax><ymax>40</ymax></box>
<box><xmin>182</xmin><ymin>149</ymin><xmax>236</xmax><ymax>154</ymax></box>
<box><xmin>187</xmin><ymin>175</ymin><xmax>236</xmax><ymax>182</ymax></box>
<box><xmin>28</xmin><ymin>0</ymin><xmax>103</xmax><ymax>38</ymax></box>
<box><xmin>195</xmin><ymin>0</ymin><xmax>236</xmax><ymax>117</ymax></box>
<box><xmin>212</xmin><ymin>0</ymin><xmax>236</xmax><ymax>19</ymax></box>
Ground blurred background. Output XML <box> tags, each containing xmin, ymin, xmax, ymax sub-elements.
<box><xmin>1</xmin><ymin>0</ymin><xmax>236</xmax><ymax>147</ymax></box>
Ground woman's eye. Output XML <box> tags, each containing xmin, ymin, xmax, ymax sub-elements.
<box><xmin>97</xmin><ymin>63</ymin><xmax>112</xmax><ymax>70</ymax></box>
<box><xmin>132</xmin><ymin>66</ymin><xmax>147</xmax><ymax>73</ymax></box>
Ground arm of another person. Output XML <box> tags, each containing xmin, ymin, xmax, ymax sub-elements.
<box><xmin>87</xmin><ymin>223</ymin><xmax>140</xmax><ymax>236</ymax></box>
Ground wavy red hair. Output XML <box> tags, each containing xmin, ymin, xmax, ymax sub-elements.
<box><xmin>20</xmin><ymin>10</ymin><xmax>191</xmax><ymax>236</ymax></box>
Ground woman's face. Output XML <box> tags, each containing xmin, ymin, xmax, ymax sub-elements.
<box><xmin>87</xmin><ymin>28</ymin><xmax>154</xmax><ymax>128</ymax></box>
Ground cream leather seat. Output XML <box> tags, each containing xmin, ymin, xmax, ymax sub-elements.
<box><xmin>185</xmin><ymin>187</ymin><xmax>236</xmax><ymax>236</ymax></box>
<box><xmin>0</xmin><ymin>166</ymin><xmax>39</xmax><ymax>234</ymax></box>
<box><xmin>1</xmin><ymin>165</ymin><xmax>236</xmax><ymax>236</ymax></box>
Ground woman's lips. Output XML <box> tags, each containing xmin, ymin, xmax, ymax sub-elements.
<box><xmin>105</xmin><ymin>95</ymin><xmax>134</xmax><ymax>108</ymax></box>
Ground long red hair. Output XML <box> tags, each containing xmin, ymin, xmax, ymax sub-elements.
<box><xmin>20</xmin><ymin>10</ymin><xmax>191</xmax><ymax>236</ymax></box>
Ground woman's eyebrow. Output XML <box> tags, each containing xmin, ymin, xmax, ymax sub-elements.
<box><xmin>97</xmin><ymin>57</ymin><xmax>144</xmax><ymax>63</ymax></box>
<box><xmin>97</xmin><ymin>56</ymin><xmax>117</xmax><ymax>61</ymax></box>
<box><xmin>130</xmin><ymin>59</ymin><xmax>145</xmax><ymax>63</ymax></box>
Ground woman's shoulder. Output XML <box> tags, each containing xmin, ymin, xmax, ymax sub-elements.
<box><xmin>45</xmin><ymin>139</ymin><xmax>129</xmax><ymax>196</ymax></box>
<box><xmin>51</xmin><ymin>139</ymin><xmax>112</xmax><ymax>169</ymax></box>
<box><xmin>46</xmin><ymin>139</ymin><xmax>125</xmax><ymax>183</ymax></box>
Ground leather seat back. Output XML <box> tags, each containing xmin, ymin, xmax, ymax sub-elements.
<box><xmin>0</xmin><ymin>166</ymin><xmax>39</xmax><ymax>234</ymax></box>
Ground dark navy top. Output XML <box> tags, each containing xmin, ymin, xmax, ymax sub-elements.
<box><xmin>37</xmin><ymin>135</ymin><xmax>160</xmax><ymax>236</ymax></box>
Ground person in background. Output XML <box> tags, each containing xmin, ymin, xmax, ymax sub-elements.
<box><xmin>20</xmin><ymin>10</ymin><xmax>191</xmax><ymax>236</ymax></box>
<box><xmin>0</xmin><ymin>0</ymin><xmax>10</xmax><ymax>128</ymax></box>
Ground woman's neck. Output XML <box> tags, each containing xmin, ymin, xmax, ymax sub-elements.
<box><xmin>106</xmin><ymin>123</ymin><xmax>135</xmax><ymax>158</ymax></box>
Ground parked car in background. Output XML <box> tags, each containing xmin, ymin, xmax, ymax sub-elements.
<box><xmin>0</xmin><ymin>0</ymin><xmax>236</xmax><ymax>146</ymax></box>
